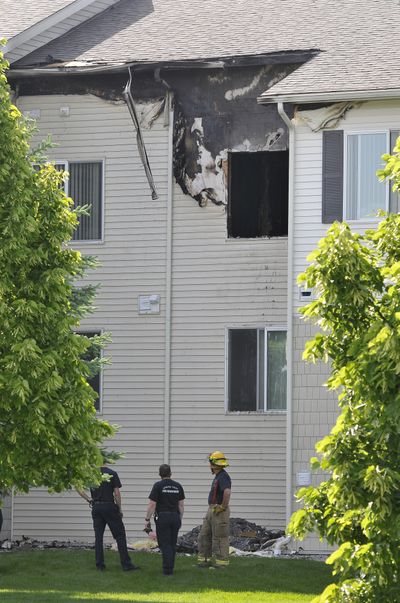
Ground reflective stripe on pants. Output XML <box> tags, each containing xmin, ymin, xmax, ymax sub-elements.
<box><xmin>198</xmin><ymin>505</ymin><xmax>230</xmax><ymax>564</ymax></box>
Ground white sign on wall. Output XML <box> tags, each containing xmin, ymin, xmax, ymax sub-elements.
<box><xmin>296</xmin><ymin>471</ymin><xmax>312</xmax><ymax>487</ymax></box>
<box><xmin>138</xmin><ymin>294</ymin><xmax>160</xmax><ymax>315</ymax></box>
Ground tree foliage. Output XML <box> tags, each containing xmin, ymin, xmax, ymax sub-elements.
<box><xmin>288</xmin><ymin>143</ymin><xmax>400</xmax><ymax>602</ymax></box>
<box><xmin>0</xmin><ymin>49</ymin><xmax>115</xmax><ymax>494</ymax></box>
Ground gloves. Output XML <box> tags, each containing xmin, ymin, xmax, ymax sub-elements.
<box><xmin>143</xmin><ymin>520</ymin><xmax>152</xmax><ymax>534</ymax></box>
<box><xmin>212</xmin><ymin>504</ymin><xmax>226</xmax><ymax>514</ymax></box>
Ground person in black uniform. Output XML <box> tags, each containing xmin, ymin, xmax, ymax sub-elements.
<box><xmin>145</xmin><ymin>464</ymin><xmax>185</xmax><ymax>576</ymax></box>
<box><xmin>77</xmin><ymin>464</ymin><xmax>139</xmax><ymax>572</ymax></box>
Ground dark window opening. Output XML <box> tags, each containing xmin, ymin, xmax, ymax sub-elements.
<box><xmin>228</xmin><ymin>151</ymin><xmax>289</xmax><ymax>238</ymax></box>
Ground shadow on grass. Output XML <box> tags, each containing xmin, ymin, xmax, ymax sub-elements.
<box><xmin>0</xmin><ymin>549</ymin><xmax>332</xmax><ymax>602</ymax></box>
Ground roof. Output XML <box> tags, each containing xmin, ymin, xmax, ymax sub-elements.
<box><xmin>1</xmin><ymin>0</ymin><xmax>73</xmax><ymax>40</ymax></box>
<box><xmin>260</xmin><ymin>0</ymin><xmax>400</xmax><ymax>101</ymax></box>
<box><xmin>8</xmin><ymin>0</ymin><xmax>331</xmax><ymax>66</ymax></box>
<box><xmin>5</xmin><ymin>0</ymin><xmax>400</xmax><ymax>100</ymax></box>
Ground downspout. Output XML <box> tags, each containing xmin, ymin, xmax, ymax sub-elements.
<box><xmin>277</xmin><ymin>102</ymin><xmax>295</xmax><ymax>526</ymax></box>
<box><xmin>163</xmin><ymin>90</ymin><xmax>174</xmax><ymax>463</ymax></box>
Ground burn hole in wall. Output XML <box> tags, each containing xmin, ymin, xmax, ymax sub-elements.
<box><xmin>228</xmin><ymin>150</ymin><xmax>289</xmax><ymax>238</ymax></box>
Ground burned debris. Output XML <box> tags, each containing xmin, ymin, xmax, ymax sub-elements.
<box><xmin>0</xmin><ymin>519</ymin><xmax>285</xmax><ymax>555</ymax></box>
<box><xmin>176</xmin><ymin>518</ymin><xmax>285</xmax><ymax>554</ymax></box>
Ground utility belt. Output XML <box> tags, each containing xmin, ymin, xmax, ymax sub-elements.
<box><xmin>93</xmin><ymin>501</ymin><xmax>114</xmax><ymax>505</ymax></box>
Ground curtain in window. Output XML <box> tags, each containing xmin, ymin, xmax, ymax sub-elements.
<box><xmin>267</xmin><ymin>331</ymin><xmax>287</xmax><ymax>410</ymax></box>
<box><xmin>346</xmin><ymin>134</ymin><xmax>386</xmax><ymax>219</ymax></box>
<box><xmin>70</xmin><ymin>162</ymin><xmax>102</xmax><ymax>240</ymax></box>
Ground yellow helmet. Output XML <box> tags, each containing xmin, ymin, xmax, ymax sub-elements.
<box><xmin>209</xmin><ymin>451</ymin><xmax>229</xmax><ymax>467</ymax></box>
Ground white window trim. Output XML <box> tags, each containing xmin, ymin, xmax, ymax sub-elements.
<box><xmin>56</xmin><ymin>159</ymin><xmax>105</xmax><ymax>244</ymax></box>
<box><xmin>224</xmin><ymin>325</ymin><xmax>287</xmax><ymax>414</ymax></box>
<box><xmin>343</xmin><ymin>130</ymin><xmax>389</xmax><ymax>222</ymax></box>
<box><xmin>76</xmin><ymin>328</ymin><xmax>104</xmax><ymax>414</ymax></box>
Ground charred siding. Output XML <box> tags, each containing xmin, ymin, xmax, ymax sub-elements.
<box><xmin>12</xmin><ymin>62</ymin><xmax>296</xmax><ymax>208</ymax></box>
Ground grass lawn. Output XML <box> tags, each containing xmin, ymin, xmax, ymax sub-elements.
<box><xmin>0</xmin><ymin>549</ymin><xmax>331</xmax><ymax>603</ymax></box>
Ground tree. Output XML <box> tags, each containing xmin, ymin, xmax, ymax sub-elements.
<box><xmin>0</xmin><ymin>48</ymin><xmax>115</xmax><ymax>495</ymax></box>
<box><xmin>288</xmin><ymin>141</ymin><xmax>400</xmax><ymax>602</ymax></box>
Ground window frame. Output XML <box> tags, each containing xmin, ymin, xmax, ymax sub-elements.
<box><xmin>76</xmin><ymin>328</ymin><xmax>104</xmax><ymax>414</ymax></box>
<box><xmin>224</xmin><ymin>325</ymin><xmax>287</xmax><ymax>414</ymax></box>
<box><xmin>343</xmin><ymin>130</ymin><xmax>389</xmax><ymax>222</ymax></box>
<box><xmin>55</xmin><ymin>159</ymin><xmax>105</xmax><ymax>244</ymax></box>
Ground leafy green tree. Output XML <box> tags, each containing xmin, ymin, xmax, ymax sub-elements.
<box><xmin>0</xmin><ymin>49</ymin><xmax>115</xmax><ymax>495</ymax></box>
<box><xmin>288</xmin><ymin>143</ymin><xmax>400</xmax><ymax>602</ymax></box>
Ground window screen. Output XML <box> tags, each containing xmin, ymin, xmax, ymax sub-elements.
<box><xmin>346</xmin><ymin>133</ymin><xmax>387</xmax><ymax>219</ymax></box>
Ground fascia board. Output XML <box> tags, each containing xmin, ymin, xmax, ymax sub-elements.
<box><xmin>4</xmin><ymin>0</ymin><xmax>118</xmax><ymax>54</ymax></box>
<box><xmin>258</xmin><ymin>88</ymin><xmax>400</xmax><ymax>104</ymax></box>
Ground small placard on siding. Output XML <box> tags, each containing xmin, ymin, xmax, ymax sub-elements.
<box><xmin>296</xmin><ymin>471</ymin><xmax>311</xmax><ymax>486</ymax></box>
<box><xmin>138</xmin><ymin>294</ymin><xmax>160</xmax><ymax>314</ymax></box>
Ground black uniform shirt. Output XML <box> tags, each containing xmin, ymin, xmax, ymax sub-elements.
<box><xmin>208</xmin><ymin>469</ymin><xmax>231</xmax><ymax>505</ymax></box>
<box><xmin>90</xmin><ymin>466</ymin><xmax>122</xmax><ymax>503</ymax></box>
<box><xmin>149</xmin><ymin>478</ymin><xmax>185</xmax><ymax>513</ymax></box>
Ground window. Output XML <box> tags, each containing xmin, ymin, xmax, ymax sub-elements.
<box><xmin>80</xmin><ymin>330</ymin><xmax>102</xmax><ymax>412</ymax></box>
<box><xmin>345</xmin><ymin>133</ymin><xmax>387</xmax><ymax>220</ymax></box>
<box><xmin>227</xmin><ymin>328</ymin><xmax>287</xmax><ymax>412</ymax></box>
<box><xmin>322</xmin><ymin>130</ymin><xmax>399</xmax><ymax>223</ymax></box>
<box><xmin>228</xmin><ymin>151</ymin><xmax>288</xmax><ymax>238</ymax></box>
<box><xmin>56</xmin><ymin>161</ymin><xmax>103</xmax><ymax>241</ymax></box>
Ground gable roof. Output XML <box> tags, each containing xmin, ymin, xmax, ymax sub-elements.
<box><xmin>8</xmin><ymin>0</ymin><xmax>327</xmax><ymax>67</ymax></box>
<box><xmin>5</xmin><ymin>0</ymin><xmax>400</xmax><ymax>102</ymax></box>
<box><xmin>1</xmin><ymin>0</ymin><xmax>74</xmax><ymax>40</ymax></box>
<box><xmin>259</xmin><ymin>0</ymin><xmax>400</xmax><ymax>102</ymax></box>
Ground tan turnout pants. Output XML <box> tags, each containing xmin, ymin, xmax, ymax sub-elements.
<box><xmin>197</xmin><ymin>505</ymin><xmax>230</xmax><ymax>566</ymax></box>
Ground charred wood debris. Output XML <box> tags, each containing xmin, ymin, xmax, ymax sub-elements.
<box><xmin>1</xmin><ymin>518</ymin><xmax>286</xmax><ymax>555</ymax></box>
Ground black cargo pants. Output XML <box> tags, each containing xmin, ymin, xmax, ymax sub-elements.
<box><xmin>155</xmin><ymin>511</ymin><xmax>181</xmax><ymax>575</ymax></box>
<box><xmin>91</xmin><ymin>502</ymin><xmax>133</xmax><ymax>570</ymax></box>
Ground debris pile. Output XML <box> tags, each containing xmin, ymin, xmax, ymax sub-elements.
<box><xmin>0</xmin><ymin>536</ymin><xmax>94</xmax><ymax>552</ymax></box>
<box><xmin>1</xmin><ymin>519</ymin><xmax>286</xmax><ymax>556</ymax></box>
<box><xmin>176</xmin><ymin>518</ymin><xmax>285</xmax><ymax>554</ymax></box>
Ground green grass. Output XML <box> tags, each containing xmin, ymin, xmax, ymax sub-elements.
<box><xmin>0</xmin><ymin>549</ymin><xmax>331</xmax><ymax>603</ymax></box>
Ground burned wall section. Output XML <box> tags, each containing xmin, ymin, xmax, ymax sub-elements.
<box><xmin>165</xmin><ymin>64</ymin><xmax>296</xmax><ymax>208</ymax></box>
<box><xmin>12</xmin><ymin>63</ymin><xmax>296</xmax><ymax>209</ymax></box>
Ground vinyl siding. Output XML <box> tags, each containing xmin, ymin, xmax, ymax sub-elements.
<box><xmin>169</xmin><ymin>192</ymin><xmax>288</xmax><ymax>527</ymax></box>
<box><xmin>291</xmin><ymin>99</ymin><xmax>400</xmax><ymax>552</ymax></box>
<box><xmin>14</xmin><ymin>93</ymin><xmax>169</xmax><ymax>541</ymax></box>
<box><xmin>12</xmin><ymin>93</ymin><xmax>288</xmax><ymax>542</ymax></box>
<box><xmin>7</xmin><ymin>0</ymin><xmax>118</xmax><ymax>64</ymax></box>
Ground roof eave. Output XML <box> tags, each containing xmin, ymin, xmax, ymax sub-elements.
<box><xmin>7</xmin><ymin>49</ymin><xmax>320</xmax><ymax>78</ymax></box>
<box><xmin>258</xmin><ymin>88</ymin><xmax>400</xmax><ymax>105</ymax></box>
<box><xmin>3</xmin><ymin>0</ymin><xmax>118</xmax><ymax>55</ymax></box>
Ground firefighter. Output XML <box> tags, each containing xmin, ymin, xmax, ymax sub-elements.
<box><xmin>145</xmin><ymin>464</ymin><xmax>185</xmax><ymax>576</ymax></box>
<box><xmin>77</xmin><ymin>463</ymin><xmax>139</xmax><ymax>572</ymax></box>
<box><xmin>197</xmin><ymin>451</ymin><xmax>231</xmax><ymax>568</ymax></box>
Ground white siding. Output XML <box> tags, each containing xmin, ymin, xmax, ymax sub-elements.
<box><xmin>14</xmin><ymin>93</ymin><xmax>169</xmax><ymax>541</ymax></box>
<box><xmin>291</xmin><ymin>100</ymin><xmax>400</xmax><ymax>552</ymax></box>
<box><xmin>169</xmin><ymin>192</ymin><xmax>288</xmax><ymax>527</ymax></box>
<box><xmin>293</xmin><ymin>99</ymin><xmax>400</xmax><ymax>309</ymax></box>
<box><xmin>12</xmin><ymin>93</ymin><xmax>289</xmax><ymax>542</ymax></box>
<box><xmin>7</xmin><ymin>0</ymin><xmax>118</xmax><ymax>64</ymax></box>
